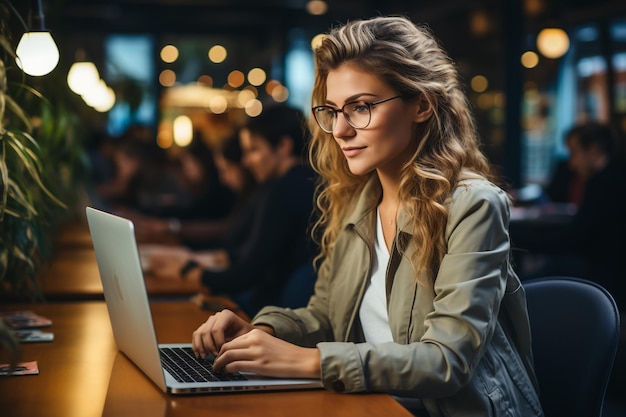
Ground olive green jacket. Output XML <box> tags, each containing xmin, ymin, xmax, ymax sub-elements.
<box><xmin>252</xmin><ymin>176</ymin><xmax>543</xmax><ymax>417</ymax></box>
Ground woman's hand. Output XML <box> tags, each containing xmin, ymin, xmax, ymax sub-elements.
<box><xmin>213</xmin><ymin>329</ymin><xmax>321</xmax><ymax>379</ymax></box>
<box><xmin>192</xmin><ymin>309</ymin><xmax>320</xmax><ymax>379</ymax></box>
<box><xmin>192</xmin><ymin>309</ymin><xmax>256</xmax><ymax>358</ymax></box>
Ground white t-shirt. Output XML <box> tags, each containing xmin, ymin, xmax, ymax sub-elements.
<box><xmin>359</xmin><ymin>211</ymin><xmax>426</xmax><ymax>411</ymax></box>
<box><xmin>359</xmin><ymin>209</ymin><xmax>394</xmax><ymax>344</ymax></box>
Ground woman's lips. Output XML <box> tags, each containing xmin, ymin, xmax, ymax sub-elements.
<box><xmin>342</xmin><ymin>146</ymin><xmax>366</xmax><ymax>158</ymax></box>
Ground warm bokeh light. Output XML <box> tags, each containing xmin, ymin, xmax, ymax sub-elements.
<box><xmin>536</xmin><ymin>28</ymin><xmax>570</xmax><ymax>59</ymax></box>
<box><xmin>209</xmin><ymin>95</ymin><xmax>228</xmax><ymax>114</ymax></box>
<box><xmin>238</xmin><ymin>89</ymin><xmax>256</xmax><ymax>107</ymax></box>
<box><xmin>173</xmin><ymin>115</ymin><xmax>193</xmax><ymax>147</ymax></box>
<box><xmin>271</xmin><ymin>85</ymin><xmax>289</xmax><ymax>102</ymax></box>
<box><xmin>469</xmin><ymin>9</ymin><xmax>490</xmax><ymax>37</ymax></box>
<box><xmin>272</xmin><ymin>85</ymin><xmax>289</xmax><ymax>103</ymax></box>
<box><xmin>245</xmin><ymin>99</ymin><xmax>263</xmax><ymax>117</ymax></box>
<box><xmin>157</xmin><ymin>128</ymin><xmax>174</xmax><ymax>149</ymax></box>
<box><xmin>265</xmin><ymin>79</ymin><xmax>281</xmax><ymax>95</ymax></box>
<box><xmin>521</xmin><ymin>51</ymin><xmax>539</xmax><ymax>68</ymax></box>
<box><xmin>306</xmin><ymin>0</ymin><xmax>327</xmax><ymax>15</ymax></box>
<box><xmin>493</xmin><ymin>92</ymin><xmax>505</xmax><ymax>107</ymax></box>
<box><xmin>67</xmin><ymin>61</ymin><xmax>100</xmax><ymax>95</ymax></box>
<box><xmin>311</xmin><ymin>34</ymin><xmax>325</xmax><ymax>50</ymax></box>
<box><xmin>159</xmin><ymin>69</ymin><xmax>176</xmax><ymax>86</ymax></box>
<box><xmin>524</xmin><ymin>0</ymin><xmax>545</xmax><ymax>16</ymax></box>
<box><xmin>243</xmin><ymin>85</ymin><xmax>258</xmax><ymax>97</ymax></box>
<box><xmin>160</xmin><ymin>44</ymin><xmax>179</xmax><ymax>63</ymax></box>
<box><xmin>208</xmin><ymin>45</ymin><xmax>227</xmax><ymax>63</ymax></box>
<box><xmin>477</xmin><ymin>93</ymin><xmax>494</xmax><ymax>110</ymax></box>
<box><xmin>470</xmin><ymin>75</ymin><xmax>489</xmax><ymax>93</ymax></box>
<box><xmin>198</xmin><ymin>75</ymin><xmax>213</xmax><ymax>87</ymax></box>
<box><xmin>227</xmin><ymin>70</ymin><xmax>245</xmax><ymax>88</ymax></box>
<box><xmin>247</xmin><ymin>67</ymin><xmax>266</xmax><ymax>86</ymax></box>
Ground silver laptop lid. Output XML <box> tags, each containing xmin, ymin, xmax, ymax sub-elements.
<box><xmin>86</xmin><ymin>206</ymin><xmax>167</xmax><ymax>392</ymax></box>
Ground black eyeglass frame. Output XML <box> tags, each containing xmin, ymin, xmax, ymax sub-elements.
<box><xmin>311</xmin><ymin>95</ymin><xmax>404</xmax><ymax>133</ymax></box>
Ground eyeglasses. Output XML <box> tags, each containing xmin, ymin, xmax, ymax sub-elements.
<box><xmin>312</xmin><ymin>95</ymin><xmax>403</xmax><ymax>133</ymax></box>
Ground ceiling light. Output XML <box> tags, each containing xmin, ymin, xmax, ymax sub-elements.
<box><xmin>15</xmin><ymin>0</ymin><xmax>59</xmax><ymax>76</ymax></box>
<box><xmin>67</xmin><ymin>61</ymin><xmax>100</xmax><ymax>95</ymax></box>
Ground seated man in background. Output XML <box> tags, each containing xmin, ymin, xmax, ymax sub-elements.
<box><xmin>512</xmin><ymin>122</ymin><xmax>626</xmax><ymax>302</ymax></box>
<box><xmin>146</xmin><ymin>105</ymin><xmax>317</xmax><ymax>316</ymax></box>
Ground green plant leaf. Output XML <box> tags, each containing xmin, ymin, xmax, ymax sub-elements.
<box><xmin>3</xmin><ymin>95</ymin><xmax>32</xmax><ymax>133</ymax></box>
<box><xmin>6</xmin><ymin>129</ymin><xmax>44</xmax><ymax>172</ymax></box>
<box><xmin>9</xmin><ymin>243</ymin><xmax>35</xmax><ymax>271</ymax></box>
<box><xmin>5</xmin><ymin>133</ymin><xmax>66</xmax><ymax>209</ymax></box>
<box><xmin>7</xmin><ymin>178</ymin><xmax>38</xmax><ymax>216</ymax></box>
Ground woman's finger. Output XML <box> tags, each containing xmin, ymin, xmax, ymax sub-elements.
<box><xmin>192</xmin><ymin>315</ymin><xmax>217</xmax><ymax>358</ymax></box>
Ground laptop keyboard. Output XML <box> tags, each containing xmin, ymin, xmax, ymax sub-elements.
<box><xmin>160</xmin><ymin>346</ymin><xmax>247</xmax><ymax>383</ymax></box>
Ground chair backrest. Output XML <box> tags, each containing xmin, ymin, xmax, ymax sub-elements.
<box><xmin>523</xmin><ymin>276</ymin><xmax>620</xmax><ymax>417</ymax></box>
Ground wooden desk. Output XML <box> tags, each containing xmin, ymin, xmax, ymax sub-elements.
<box><xmin>33</xmin><ymin>216</ymin><xmax>196</xmax><ymax>301</ymax></box>
<box><xmin>37</xmin><ymin>248</ymin><xmax>104</xmax><ymax>300</ymax></box>
<box><xmin>0</xmin><ymin>302</ymin><xmax>412</xmax><ymax>417</ymax></box>
<box><xmin>36</xmin><ymin>246</ymin><xmax>200</xmax><ymax>301</ymax></box>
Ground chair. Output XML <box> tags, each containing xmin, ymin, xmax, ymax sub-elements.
<box><xmin>523</xmin><ymin>277</ymin><xmax>621</xmax><ymax>417</ymax></box>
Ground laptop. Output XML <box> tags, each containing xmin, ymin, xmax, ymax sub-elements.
<box><xmin>85</xmin><ymin>206</ymin><xmax>323</xmax><ymax>395</ymax></box>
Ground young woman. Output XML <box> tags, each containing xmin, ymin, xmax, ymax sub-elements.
<box><xmin>191</xmin><ymin>16</ymin><xmax>543</xmax><ymax>417</ymax></box>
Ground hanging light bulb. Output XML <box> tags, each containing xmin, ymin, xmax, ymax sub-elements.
<box><xmin>82</xmin><ymin>79</ymin><xmax>115</xmax><ymax>112</ymax></box>
<box><xmin>16</xmin><ymin>32</ymin><xmax>59</xmax><ymax>76</ymax></box>
<box><xmin>67</xmin><ymin>61</ymin><xmax>100</xmax><ymax>95</ymax></box>
<box><xmin>15</xmin><ymin>0</ymin><xmax>60</xmax><ymax>76</ymax></box>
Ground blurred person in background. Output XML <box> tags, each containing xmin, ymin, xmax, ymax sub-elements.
<box><xmin>129</xmin><ymin>134</ymin><xmax>246</xmax><ymax>248</ymax></box>
<box><xmin>168</xmin><ymin>135</ymin><xmax>235</xmax><ymax>223</ymax></box>
<box><xmin>146</xmin><ymin>105</ymin><xmax>317</xmax><ymax>316</ymax></box>
<box><xmin>512</xmin><ymin>121</ymin><xmax>626</xmax><ymax>305</ymax></box>
<box><xmin>544</xmin><ymin>158</ymin><xmax>584</xmax><ymax>206</ymax></box>
<box><xmin>95</xmin><ymin>124</ymin><xmax>171</xmax><ymax>212</ymax></box>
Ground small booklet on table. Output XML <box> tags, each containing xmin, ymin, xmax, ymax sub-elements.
<box><xmin>0</xmin><ymin>310</ymin><xmax>52</xmax><ymax>329</ymax></box>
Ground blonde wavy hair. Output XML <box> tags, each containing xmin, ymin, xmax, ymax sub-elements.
<box><xmin>309</xmin><ymin>16</ymin><xmax>494</xmax><ymax>284</ymax></box>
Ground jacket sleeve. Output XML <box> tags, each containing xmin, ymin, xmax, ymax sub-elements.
<box><xmin>316</xmin><ymin>181</ymin><xmax>513</xmax><ymax>397</ymax></box>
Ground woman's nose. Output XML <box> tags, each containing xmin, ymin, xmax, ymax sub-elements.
<box><xmin>332</xmin><ymin>112</ymin><xmax>355</xmax><ymax>138</ymax></box>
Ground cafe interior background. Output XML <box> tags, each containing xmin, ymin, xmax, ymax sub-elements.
<box><xmin>1</xmin><ymin>1</ymin><xmax>625</xmax><ymax>414</ymax></box>
<box><xmin>2</xmin><ymin>0</ymin><xmax>626</xmax><ymax>245</ymax></box>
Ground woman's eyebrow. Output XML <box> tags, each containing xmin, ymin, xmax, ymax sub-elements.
<box><xmin>325</xmin><ymin>93</ymin><xmax>378</xmax><ymax>106</ymax></box>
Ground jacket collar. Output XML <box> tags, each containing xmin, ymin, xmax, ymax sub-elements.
<box><xmin>345</xmin><ymin>174</ymin><xmax>381</xmax><ymax>232</ymax></box>
<box><xmin>345</xmin><ymin>174</ymin><xmax>413</xmax><ymax>237</ymax></box>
